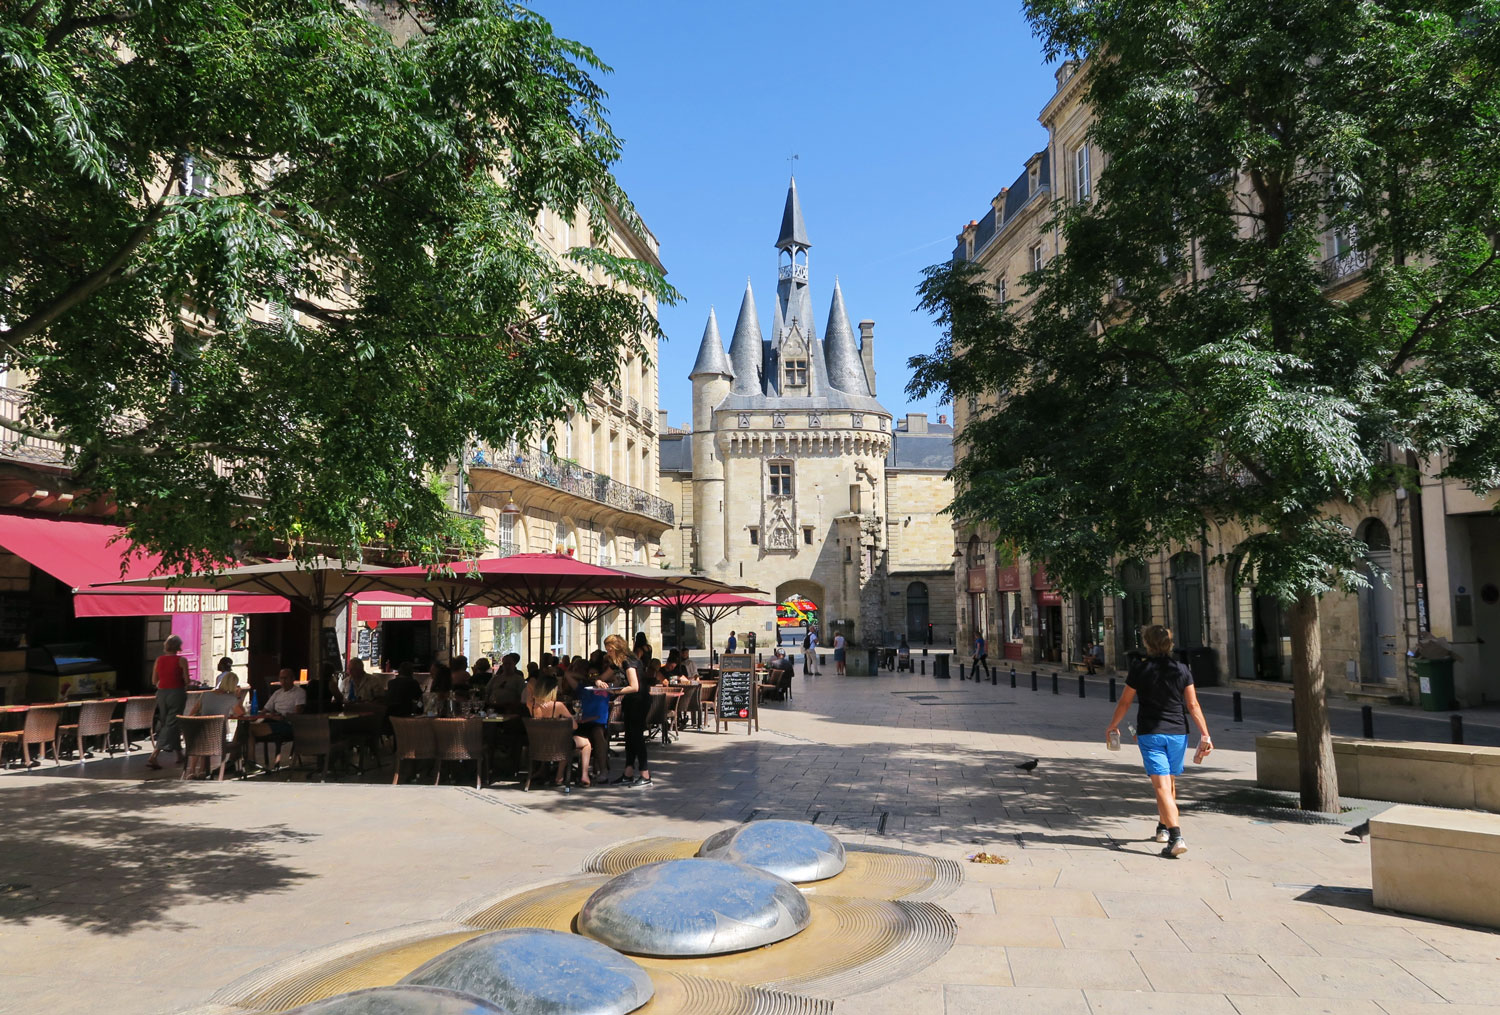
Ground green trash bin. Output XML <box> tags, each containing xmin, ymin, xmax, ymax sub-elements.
<box><xmin>1415</xmin><ymin>658</ymin><xmax>1456</xmax><ymax>711</ymax></box>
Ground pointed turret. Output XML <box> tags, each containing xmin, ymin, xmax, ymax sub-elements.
<box><xmin>823</xmin><ymin>278</ymin><xmax>869</xmax><ymax>395</ymax></box>
<box><xmin>689</xmin><ymin>307</ymin><xmax>733</xmax><ymax>379</ymax></box>
<box><xmin>728</xmin><ymin>280</ymin><xmax>764</xmax><ymax>395</ymax></box>
<box><xmin>770</xmin><ymin>297</ymin><xmax>785</xmax><ymax>342</ymax></box>
<box><xmin>776</xmin><ymin>177</ymin><xmax>811</xmax><ymax>251</ymax></box>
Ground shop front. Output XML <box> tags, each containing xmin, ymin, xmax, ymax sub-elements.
<box><xmin>996</xmin><ymin>565</ymin><xmax>1024</xmax><ymax>660</ymax></box>
<box><xmin>1032</xmin><ymin>564</ymin><xmax>1063</xmax><ymax>663</ymax></box>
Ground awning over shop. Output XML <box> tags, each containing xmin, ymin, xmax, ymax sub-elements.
<box><xmin>351</xmin><ymin>591</ymin><xmax>433</xmax><ymax>623</ymax></box>
<box><xmin>0</xmin><ymin>513</ymin><xmax>289</xmax><ymax>617</ymax></box>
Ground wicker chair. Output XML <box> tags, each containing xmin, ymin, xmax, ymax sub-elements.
<box><xmin>643</xmin><ymin>692</ymin><xmax>670</xmax><ymax>746</ymax></box>
<box><xmin>288</xmin><ymin>713</ymin><xmax>340</xmax><ymax>780</ymax></box>
<box><xmin>56</xmin><ymin>700</ymin><xmax>120</xmax><ymax>760</ymax></box>
<box><xmin>520</xmin><ymin>717</ymin><xmax>579</xmax><ymax>792</ymax></box>
<box><xmin>178</xmin><ymin>715</ymin><xmax>230</xmax><ymax>781</ymax></box>
<box><xmin>0</xmin><ymin>706</ymin><xmax>64</xmax><ymax>769</ymax></box>
<box><xmin>389</xmin><ymin>716</ymin><xmax>437</xmax><ymax>785</ymax></box>
<box><xmin>120</xmin><ymin>695</ymin><xmax>156</xmax><ymax>752</ymax></box>
<box><xmin>433</xmin><ymin>717</ymin><xmax>487</xmax><ymax>788</ymax></box>
<box><xmin>680</xmin><ymin>682</ymin><xmax>703</xmax><ymax>730</ymax></box>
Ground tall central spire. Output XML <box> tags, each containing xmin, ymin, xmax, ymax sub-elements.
<box><xmin>775</xmin><ymin>177</ymin><xmax>813</xmax><ymax>344</ymax></box>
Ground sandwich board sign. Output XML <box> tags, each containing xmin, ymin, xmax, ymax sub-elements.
<box><xmin>716</xmin><ymin>652</ymin><xmax>758</xmax><ymax>734</ymax></box>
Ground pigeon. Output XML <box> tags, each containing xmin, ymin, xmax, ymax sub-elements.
<box><xmin>1346</xmin><ymin>820</ymin><xmax>1370</xmax><ymax>842</ymax></box>
<box><xmin>1015</xmin><ymin>759</ymin><xmax>1039</xmax><ymax>772</ymax></box>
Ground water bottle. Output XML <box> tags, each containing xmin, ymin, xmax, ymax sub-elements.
<box><xmin>1107</xmin><ymin>729</ymin><xmax>1121</xmax><ymax>751</ymax></box>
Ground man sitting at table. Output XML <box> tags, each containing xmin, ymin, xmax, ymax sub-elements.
<box><xmin>484</xmin><ymin>653</ymin><xmax>526</xmax><ymax>715</ymax></box>
<box><xmin>247</xmin><ymin>668</ymin><xmax>305</xmax><ymax>767</ymax></box>
<box><xmin>385</xmin><ymin>662</ymin><xmax>423</xmax><ymax>718</ymax></box>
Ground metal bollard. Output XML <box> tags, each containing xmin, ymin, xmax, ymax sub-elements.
<box><xmin>1078</xmin><ymin>674</ymin><xmax>1086</xmax><ymax>698</ymax></box>
<box><xmin>1361</xmin><ymin>705</ymin><xmax>1374</xmax><ymax>739</ymax></box>
<box><xmin>1109</xmin><ymin>677</ymin><xmax>1117</xmax><ymax>703</ymax></box>
<box><xmin>959</xmin><ymin>662</ymin><xmax>966</xmax><ymax>680</ymax></box>
<box><xmin>920</xmin><ymin>659</ymin><xmax>926</xmax><ymax>674</ymax></box>
<box><xmin>1011</xmin><ymin>667</ymin><xmax>1017</xmax><ymax>688</ymax></box>
<box><xmin>923</xmin><ymin>647</ymin><xmax>928</xmax><ymax>656</ymax></box>
<box><xmin>1232</xmin><ymin>691</ymin><xmax>1242</xmax><ymax>722</ymax></box>
<box><xmin>1452</xmin><ymin>714</ymin><xmax>1464</xmax><ymax>745</ymax></box>
<box><xmin>1051</xmin><ymin>672</ymin><xmax>1059</xmax><ymax>695</ymax></box>
<box><xmin>1031</xmin><ymin>669</ymin><xmax>1038</xmax><ymax>691</ymax></box>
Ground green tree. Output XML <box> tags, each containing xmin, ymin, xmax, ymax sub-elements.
<box><xmin>911</xmin><ymin>0</ymin><xmax>1500</xmax><ymax>811</ymax></box>
<box><xmin>0</xmin><ymin>0</ymin><xmax>673</xmax><ymax>570</ymax></box>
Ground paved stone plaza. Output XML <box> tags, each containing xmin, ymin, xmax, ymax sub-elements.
<box><xmin>3</xmin><ymin>667</ymin><xmax>1498</xmax><ymax>1015</ymax></box>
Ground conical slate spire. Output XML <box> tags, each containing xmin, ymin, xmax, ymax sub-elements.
<box><xmin>770</xmin><ymin>296</ymin><xmax>785</xmax><ymax>341</ymax></box>
<box><xmin>823</xmin><ymin>278</ymin><xmax>868</xmax><ymax>394</ymax></box>
<box><xmin>728</xmin><ymin>280</ymin><xmax>764</xmax><ymax>395</ymax></box>
<box><xmin>689</xmin><ymin>307</ymin><xmax>732</xmax><ymax>379</ymax></box>
<box><xmin>776</xmin><ymin>177</ymin><xmax>811</xmax><ymax>251</ymax></box>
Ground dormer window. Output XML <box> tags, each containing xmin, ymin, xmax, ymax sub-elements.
<box><xmin>785</xmin><ymin>359</ymin><xmax>808</xmax><ymax>387</ymax></box>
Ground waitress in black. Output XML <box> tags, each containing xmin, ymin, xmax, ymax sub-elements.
<box><xmin>1105</xmin><ymin>624</ymin><xmax>1212</xmax><ymax>857</ymax></box>
<box><xmin>605</xmin><ymin>634</ymin><xmax>653</xmax><ymax>788</ymax></box>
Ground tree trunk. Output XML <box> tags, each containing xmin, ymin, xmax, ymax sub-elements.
<box><xmin>1289</xmin><ymin>593</ymin><xmax>1340</xmax><ymax>812</ymax></box>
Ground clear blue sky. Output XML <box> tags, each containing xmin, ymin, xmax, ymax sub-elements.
<box><xmin>531</xmin><ymin>1</ymin><xmax>1058</xmax><ymax>428</ymax></box>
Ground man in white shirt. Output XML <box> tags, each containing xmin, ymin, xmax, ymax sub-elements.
<box><xmin>804</xmin><ymin>629</ymin><xmax>821</xmax><ymax>675</ymax></box>
<box><xmin>249</xmin><ymin>668</ymin><xmax>306</xmax><ymax>768</ymax></box>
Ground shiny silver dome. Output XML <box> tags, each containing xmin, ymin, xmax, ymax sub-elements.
<box><xmin>578</xmin><ymin>858</ymin><xmax>811</xmax><ymax>957</ymax></box>
<box><xmin>399</xmin><ymin>928</ymin><xmax>654</xmax><ymax>1015</ymax></box>
<box><xmin>697</xmin><ymin>820</ymin><xmax>847</xmax><ymax>882</ymax></box>
<box><xmin>282</xmin><ymin>986</ymin><xmax>506</xmax><ymax>1014</ymax></box>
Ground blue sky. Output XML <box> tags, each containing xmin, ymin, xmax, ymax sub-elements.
<box><xmin>531</xmin><ymin>1</ymin><xmax>1058</xmax><ymax>428</ymax></box>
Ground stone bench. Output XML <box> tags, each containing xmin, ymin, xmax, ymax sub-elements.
<box><xmin>1256</xmin><ymin>732</ymin><xmax>1500</xmax><ymax>812</ymax></box>
<box><xmin>1371</xmin><ymin>804</ymin><xmax>1500</xmax><ymax>928</ymax></box>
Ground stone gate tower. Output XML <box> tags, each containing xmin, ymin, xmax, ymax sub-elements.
<box><xmin>689</xmin><ymin>179</ymin><xmax>893</xmax><ymax>646</ymax></box>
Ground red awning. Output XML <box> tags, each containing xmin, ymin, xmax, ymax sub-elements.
<box><xmin>351</xmin><ymin>591</ymin><xmax>433</xmax><ymax>623</ymax></box>
<box><xmin>462</xmin><ymin>604</ymin><xmax>527</xmax><ymax>620</ymax></box>
<box><xmin>0</xmin><ymin>513</ymin><xmax>289</xmax><ymax>617</ymax></box>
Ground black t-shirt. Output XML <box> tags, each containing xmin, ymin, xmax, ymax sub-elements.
<box><xmin>1126</xmin><ymin>655</ymin><xmax>1194</xmax><ymax>735</ymax></box>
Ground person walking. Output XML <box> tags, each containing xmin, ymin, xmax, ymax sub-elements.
<box><xmin>833</xmin><ymin>632</ymin><xmax>847</xmax><ymax>675</ymax></box>
<box><xmin>145</xmin><ymin>635</ymin><xmax>191</xmax><ymax>770</ymax></box>
<box><xmin>726</xmin><ymin>630</ymin><xmax>738</xmax><ymax>655</ymax></box>
<box><xmin>804</xmin><ymin>628</ymin><xmax>821</xmax><ymax>675</ymax></box>
<box><xmin>1105</xmin><ymin>624</ymin><xmax>1213</xmax><ymax>857</ymax></box>
<box><xmin>972</xmin><ymin>631</ymin><xmax>989</xmax><ymax>680</ymax></box>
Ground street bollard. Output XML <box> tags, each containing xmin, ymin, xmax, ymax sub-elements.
<box><xmin>990</xmin><ymin>665</ymin><xmax>997</xmax><ymax>685</ymax></box>
<box><xmin>1232</xmin><ymin>691</ymin><xmax>1242</xmax><ymax>722</ymax></box>
<box><xmin>1031</xmin><ymin>669</ymin><xmax>1038</xmax><ymax>691</ymax></box>
<box><xmin>1078</xmin><ymin>674</ymin><xmax>1085</xmax><ymax>698</ymax></box>
<box><xmin>1051</xmin><ymin>672</ymin><xmax>1059</xmax><ymax>695</ymax></box>
<box><xmin>1010</xmin><ymin>666</ymin><xmax>1017</xmax><ymax>688</ymax></box>
<box><xmin>920</xmin><ymin>659</ymin><xmax>926</xmax><ymax>675</ymax></box>
<box><xmin>1452</xmin><ymin>714</ymin><xmax>1464</xmax><ymax>745</ymax></box>
<box><xmin>959</xmin><ymin>662</ymin><xmax>966</xmax><ymax>680</ymax></box>
<box><xmin>923</xmin><ymin>647</ymin><xmax>929</xmax><ymax>656</ymax></box>
<box><xmin>1109</xmin><ymin>677</ymin><xmax>1117</xmax><ymax>703</ymax></box>
<box><xmin>1361</xmin><ymin>705</ymin><xmax>1374</xmax><ymax>739</ymax></box>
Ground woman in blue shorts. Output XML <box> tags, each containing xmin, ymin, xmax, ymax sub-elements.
<box><xmin>1106</xmin><ymin>624</ymin><xmax>1212</xmax><ymax>857</ymax></box>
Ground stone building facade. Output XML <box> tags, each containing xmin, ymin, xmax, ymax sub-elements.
<box><xmin>657</xmin><ymin>182</ymin><xmax>956</xmax><ymax>653</ymax></box>
<box><xmin>945</xmin><ymin>60</ymin><xmax>1452</xmax><ymax>703</ymax></box>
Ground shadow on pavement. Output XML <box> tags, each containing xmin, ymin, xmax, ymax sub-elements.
<box><xmin>0</xmin><ymin>780</ymin><xmax>312</xmax><ymax>934</ymax></box>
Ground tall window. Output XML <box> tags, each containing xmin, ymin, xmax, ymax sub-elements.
<box><xmin>769</xmin><ymin>462</ymin><xmax>793</xmax><ymax>497</ymax></box>
<box><xmin>997</xmin><ymin>277</ymin><xmax>1008</xmax><ymax>303</ymax></box>
<box><xmin>785</xmin><ymin>359</ymin><xmax>808</xmax><ymax>387</ymax></box>
<box><xmin>1030</xmin><ymin>243</ymin><xmax>1044</xmax><ymax>272</ymax></box>
<box><xmin>1075</xmin><ymin>144</ymin><xmax>1091</xmax><ymax>203</ymax></box>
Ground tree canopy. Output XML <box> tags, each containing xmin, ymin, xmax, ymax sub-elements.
<box><xmin>0</xmin><ymin>0</ymin><xmax>673</xmax><ymax>570</ymax></box>
<box><xmin>910</xmin><ymin>0</ymin><xmax>1500</xmax><ymax>810</ymax></box>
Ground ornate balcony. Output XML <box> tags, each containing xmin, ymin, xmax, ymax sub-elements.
<box><xmin>1321</xmin><ymin>248</ymin><xmax>1371</xmax><ymax>286</ymax></box>
<box><xmin>0</xmin><ymin>387</ymin><xmax>67</xmax><ymax>467</ymax></box>
<box><xmin>467</xmin><ymin>444</ymin><xmax>674</xmax><ymax>526</ymax></box>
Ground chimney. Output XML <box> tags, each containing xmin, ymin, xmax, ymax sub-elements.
<box><xmin>905</xmin><ymin>413</ymin><xmax>929</xmax><ymax>434</ymax></box>
<box><xmin>657</xmin><ymin>409</ymin><xmax>669</xmax><ymax>431</ymax></box>
<box><xmin>858</xmin><ymin>320</ymin><xmax>876</xmax><ymax>396</ymax></box>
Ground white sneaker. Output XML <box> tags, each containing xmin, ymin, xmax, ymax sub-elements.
<box><xmin>1154</xmin><ymin>823</ymin><xmax>1170</xmax><ymax>844</ymax></box>
<box><xmin>1163</xmin><ymin>835</ymin><xmax>1187</xmax><ymax>858</ymax></box>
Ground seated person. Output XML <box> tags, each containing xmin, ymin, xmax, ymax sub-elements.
<box><xmin>450</xmin><ymin>655</ymin><xmax>471</xmax><ymax>691</ymax></box>
<box><xmin>384</xmin><ymin>662</ymin><xmax>424</xmax><ymax>718</ymax></box>
<box><xmin>247</xmin><ymin>668</ymin><xmax>305</xmax><ymax>767</ymax></box>
<box><xmin>343</xmin><ymin>657</ymin><xmax>369</xmax><ymax>702</ymax></box>
<box><xmin>897</xmin><ymin>636</ymin><xmax>912</xmax><ymax>671</ymax></box>
<box><xmin>306</xmin><ymin>663</ymin><xmax>345</xmax><ymax>714</ymax></box>
<box><xmin>187</xmin><ymin>670</ymin><xmax>247</xmax><ymax>778</ymax></box>
<box><xmin>484</xmin><ymin>653</ymin><xmax>526</xmax><ymax>715</ymax></box>
<box><xmin>574</xmin><ymin>671</ymin><xmax>612</xmax><ymax>777</ymax></box>
<box><xmin>470</xmin><ymin>657</ymin><xmax>493</xmax><ymax>690</ymax></box>
<box><xmin>529</xmin><ymin>675</ymin><xmax>591</xmax><ymax>786</ymax></box>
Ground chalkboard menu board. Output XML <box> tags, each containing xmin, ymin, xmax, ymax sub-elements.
<box><xmin>716</xmin><ymin>653</ymin><xmax>757</xmax><ymax>734</ymax></box>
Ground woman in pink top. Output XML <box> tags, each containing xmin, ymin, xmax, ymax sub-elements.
<box><xmin>146</xmin><ymin>635</ymin><xmax>191</xmax><ymax>770</ymax></box>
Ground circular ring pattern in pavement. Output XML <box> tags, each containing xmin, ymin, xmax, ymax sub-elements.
<box><xmin>280</xmin><ymin>985</ymin><xmax>506</xmax><ymax>1014</ymax></box>
<box><xmin>578</xmin><ymin>859</ymin><xmax>811</xmax><ymax>957</ymax></box>
<box><xmin>697</xmin><ymin>820</ymin><xmax>846</xmax><ymax>882</ymax></box>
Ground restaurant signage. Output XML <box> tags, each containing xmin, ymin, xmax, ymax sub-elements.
<box><xmin>716</xmin><ymin>652</ymin><xmax>758</xmax><ymax>734</ymax></box>
<box><xmin>162</xmin><ymin>593</ymin><xmax>230</xmax><ymax>613</ymax></box>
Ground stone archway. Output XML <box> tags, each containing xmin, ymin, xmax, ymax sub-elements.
<box><xmin>775</xmin><ymin>579</ymin><xmax>823</xmax><ymax>649</ymax></box>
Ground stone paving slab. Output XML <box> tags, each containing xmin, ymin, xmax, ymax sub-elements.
<box><xmin>3</xmin><ymin>667</ymin><xmax>1498</xmax><ymax>1014</ymax></box>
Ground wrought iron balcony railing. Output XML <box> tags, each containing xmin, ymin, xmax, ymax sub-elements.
<box><xmin>0</xmin><ymin>387</ymin><xmax>67</xmax><ymax>466</ymax></box>
<box><xmin>467</xmin><ymin>444</ymin><xmax>674</xmax><ymax>525</ymax></box>
<box><xmin>1321</xmin><ymin>248</ymin><xmax>1372</xmax><ymax>285</ymax></box>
